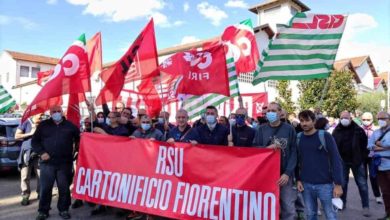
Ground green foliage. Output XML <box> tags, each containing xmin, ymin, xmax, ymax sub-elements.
<box><xmin>357</xmin><ymin>91</ymin><xmax>387</xmax><ymax>118</ymax></box>
<box><xmin>297</xmin><ymin>70</ymin><xmax>358</xmax><ymax>117</ymax></box>
<box><xmin>297</xmin><ymin>79</ymin><xmax>327</xmax><ymax>110</ymax></box>
<box><xmin>276</xmin><ymin>80</ymin><xmax>296</xmax><ymax>113</ymax></box>
<box><xmin>323</xmin><ymin>70</ymin><xmax>358</xmax><ymax>117</ymax></box>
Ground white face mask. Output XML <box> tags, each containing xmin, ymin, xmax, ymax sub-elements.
<box><xmin>378</xmin><ymin>120</ymin><xmax>388</xmax><ymax>128</ymax></box>
<box><xmin>362</xmin><ymin>120</ymin><xmax>372</xmax><ymax>126</ymax></box>
<box><xmin>340</xmin><ymin>118</ymin><xmax>351</xmax><ymax>127</ymax></box>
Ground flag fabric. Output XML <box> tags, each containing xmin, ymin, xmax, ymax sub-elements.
<box><xmin>95</xmin><ymin>19</ymin><xmax>159</xmax><ymax>106</ymax></box>
<box><xmin>37</xmin><ymin>69</ymin><xmax>54</xmax><ymax>86</ymax></box>
<box><xmin>253</xmin><ymin>13</ymin><xmax>347</xmax><ymax>84</ymax></box>
<box><xmin>0</xmin><ymin>85</ymin><xmax>16</xmax><ymax>114</ymax></box>
<box><xmin>137</xmin><ymin>77</ymin><xmax>162</xmax><ymax>118</ymax></box>
<box><xmin>87</xmin><ymin>32</ymin><xmax>102</xmax><ymax>75</ymax></box>
<box><xmin>182</xmin><ymin>57</ymin><xmax>239</xmax><ymax>119</ymax></box>
<box><xmin>66</xmin><ymin>93</ymin><xmax>85</xmax><ymax>128</ymax></box>
<box><xmin>159</xmin><ymin>44</ymin><xmax>230</xmax><ymax>97</ymax></box>
<box><xmin>221</xmin><ymin>19</ymin><xmax>261</xmax><ymax>76</ymax></box>
<box><xmin>22</xmin><ymin>34</ymin><xmax>91</xmax><ymax>122</ymax></box>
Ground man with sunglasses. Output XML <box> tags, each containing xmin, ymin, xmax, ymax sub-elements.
<box><xmin>230</xmin><ymin>108</ymin><xmax>255</xmax><ymax>147</ymax></box>
<box><xmin>94</xmin><ymin>111</ymin><xmax>129</xmax><ymax>137</ymax></box>
<box><xmin>32</xmin><ymin>106</ymin><xmax>80</xmax><ymax>220</ymax></box>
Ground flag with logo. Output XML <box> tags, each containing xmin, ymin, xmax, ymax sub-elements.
<box><xmin>159</xmin><ymin>44</ymin><xmax>230</xmax><ymax>98</ymax></box>
<box><xmin>253</xmin><ymin>13</ymin><xmax>347</xmax><ymax>84</ymax></box>
<box><xmin>22</xmin><ymin>34</ymin><xmax>91</xmax><ymax>123</ymax></box>
<box><xmin>0</xmin><ymin>85</ymin><xmax>16</xmax><ymax>114</ymax></box>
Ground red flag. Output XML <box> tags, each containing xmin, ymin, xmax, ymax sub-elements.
<box><xmin>37</xmin><ymin>69</ymin><xmax>54</xmax><ymax>86</ymax></box>
<box><xmin>22</xmin><ymin>34</ymin><xmax>91</xmax><ymax>123</ymax></box>
<box><xmin>242</xmin><ymin>93</ymin><xmax>268</xmax><ymax>118</ymax></box>
<box><xmin>87</xmin><ymin>32</ymin><xmax>102</xmax><ymax>75</ymax></box>
<box><xmin>66</xmin><ymin>93</ymin><xmax>86</xmax><ymax>128</ymax></box>
<box><xmin>95</xmin><ymin>19</ymin><xmax>159</xmax><ymax>105</ymax></box>
<box><xmin>159</xmin><ymin>44</ymin><xmax>230</xmax><ymax>97</ymax></box>
<box><xmin>137</xmin><ymin>77</ymin><xmax>162</xmax><ymax>118</ymax></box>
<box><xmin>221</xmin><ymin>22</ymin><xmax>260</xmax><ymax>75</ymax></box>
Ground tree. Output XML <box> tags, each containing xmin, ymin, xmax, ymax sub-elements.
<box><xmin>357</xmin><ymin>91</ymin><xmax>387</xmax><ymax>120</ymax></box>
<box><xmin>323</xmin><ymin>70</ymin><xmax>358</xmax><ymax>117</ymax></box>
<box><xmin>276</xmin><ymin>80</ymin><xmax>295</xmax><ymax>113</ymax></box>
<box><xmin>297</xmin><ymin>79</ymin><xmax>327</xmax><ymax>110</ymax></box>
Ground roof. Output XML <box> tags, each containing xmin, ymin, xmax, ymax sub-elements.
<box><xmin>333</xmin><ymin>60</ymin><xmax>361</xmax><ymax>83</ymax></box>
<box><xmin>337</xmin><ymin>55</ymin><xmax>378</xmax><ymax>77</ymax></box>
<box><xmin>374</xmin><ymin>77</ymin><xmax>388</xmax><ymax>90</ymax></box>
<box><xmin>253</xmin><ymin>24</ymin><xmax>275</xmax><ymax>39</ymax></box>
<box><xmin>249</xmin><ymin>0</ymin><xmax>310</xmax><ymax>14</ymax></box>
<box><xmin>379</xmin><ymin>72</ymin><xmax>388</xmax><ymax>83</ymax></box>
<box><xmin>5</xmin><ymin>50</ymin><xmax>59</xmax><ymax>65</ymax></box>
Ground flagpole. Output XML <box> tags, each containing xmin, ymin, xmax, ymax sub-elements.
<box><xmin>319</xmin><ymin>78</ymin><xmax>330</xmax><ymax>108</ymax></box>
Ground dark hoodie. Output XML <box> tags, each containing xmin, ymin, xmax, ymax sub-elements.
<box><xmin>332</xmin><ymin>120</ymin><xmax>368</xmax><ymax>166</ymax></box>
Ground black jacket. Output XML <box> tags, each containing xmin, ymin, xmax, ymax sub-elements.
<box><xmin>332</xmin><ymin>121</ymin><xmax>368</xmax><ymax>166</ymax></box>
<box><xmin>32</xmin><ymin>118</ymin><xmax>80</xmax><ymax>165</ymax></box>
<box><xmin>232</xmin><ymin>125</ymin><xmax>255</xmax><ymax>147</ymax></box>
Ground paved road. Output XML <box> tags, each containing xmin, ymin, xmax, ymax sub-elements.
<box><xmin>0</xmin><ymin>170</ymin><xmax>386</xmax><ymax>220</ymax></box>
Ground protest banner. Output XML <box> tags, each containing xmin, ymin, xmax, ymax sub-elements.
<box><xmin>72</xmin><ymin>133</ymin><xmax>280</xmax><ymax>220</ymax></box>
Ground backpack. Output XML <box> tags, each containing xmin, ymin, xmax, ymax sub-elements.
<box><xmin>297</xmin><ymin>129</ymin><xmax>328</xmax><ymax>152</ymax></box>
<box><xmin>297</xmin><ymin>129</ymin><xmax>332</xmax><ymax>174</ymax></box>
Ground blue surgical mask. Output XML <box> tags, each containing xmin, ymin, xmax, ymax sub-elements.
<box><xmin>51</xmin><ymin>112</ymin><xmax>62</xmax><ymax>122</ymax></box>
<box><xmin>236</xmin><ymin>116</ymin><xmax>246</xmax><ymax>126</ymax></box>
<box><xmin>97</xmin><ymin>118</ymin><xmax>104</xmax><ymax>124</ymax></box>
<box><xmin>252</xmin><ymin>122</ymin><xmax>259</xmax><ymax>129</ymax></box>
<box><xmin>141</xmin><ymin>123</ymin><xmax>151</xmax><ymax>131</ymax></box>
<box><xmin>229</xmin><ymin>119</ymin><xmax>236</xmax><ymax>126</ymax></box>
<box><xmin>266</xmin><ymin>112</ymin><xmax>278</xmax><ymax>123</ymax></box>
<box><xmin>158</xmin><ymin>117</ymin><xmax>165</xmax><ymax>124</ymax></box>
<box><xmin>206</xmin><ymin>115</ymin><xmax>216</xmax><ymax>125</ymax></box>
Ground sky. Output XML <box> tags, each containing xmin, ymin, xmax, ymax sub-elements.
<box><xmin>0</xmin><ymin>0</ymin><xmax>389</xmax><ymax>71</ymax></box>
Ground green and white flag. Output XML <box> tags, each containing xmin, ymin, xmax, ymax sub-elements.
<box><xmin>253</xmin><ymin>13</ymin><xmax>347</xmax><ymax>84</ymax></box>
<box><xmin>0</xmin><ymin>85</ymin><xmax>16</xmax><ymax>114</ymax></box>
<box><xmin>183</xmin><ymin>57</ymin><xmax>239</xmax><ymax>119</ymax></box>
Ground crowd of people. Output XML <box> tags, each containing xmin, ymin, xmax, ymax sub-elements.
<box><xmin>14</xmin><ymin>101</ymin><xmax>390</xmax><ymax>220</ymax></box>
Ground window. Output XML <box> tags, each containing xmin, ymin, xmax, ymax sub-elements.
<box><xmin>268</xmin><ymin>80</ymin><xmax>278</xmax><ymax>88</ymax></box>
<box><xmin>31</xmin><ymin>67</ymin><xmax>40</xmax><ymax>78</ymax></box>
<box><xmin>20</xmin><ymin>66</ymin><xmax>29</xmax><ymax>77</ymax></box>
<box><xmin>238</xmin><ymin>73</ymin><xmax>254</xmax><ymax>83</ymax></box>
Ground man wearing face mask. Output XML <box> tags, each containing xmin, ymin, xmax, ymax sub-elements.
<box><xmin>31</xmin><ymin>106</ymin><xmax>80</xmax><ymax>220</ymax></box>
<box><xmin>230</xmin><ymin>108</ymin><xmax>255</xmax><ymax>147</ymax></box>
<box><xmin>368</xmin><ymin>111</ymin><xmax>390</xmax><ymax>220</ymax></box>
<box><xmin>131</xmin><ymin>115</ymin><xmax>164</xmax><ymax>141</ymax></box>
<box><xmin>253</xmin><ymin>102</ymin><xmax>297</xmax><ymax>220</ymax></box>
<box><xmin>332</xmin><ymin>110</ymin><xmax>370</xmax><ymax>216</ymax></box>
<box><xmin>155</xmin><ymin>111</ymin><xmax>174</xmax><ymax>139</ymax></box>
<box><xmin>361</xmin><ymin>112</ymin><xmax>383</xmax><ymax>204</ymax></box>
<box><xmin>94</xmin><ymin>112</ymin><xmax>129</xmax><ymax>137</ymax></box>
<box><xmin>185</xmin><ymin>105</ymin><xmax>229</xmax><ymax>145</ymax></box>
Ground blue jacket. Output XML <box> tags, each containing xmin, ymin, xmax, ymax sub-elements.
<box><xmin>185</xmin><ymin>123</ymin><xmax>228</xmax><ymax>146</ymax></box>
<box><xmin>368</xmin><ymin>127</ymin><xmax>390</xmax><ymax>171</ymax></box>
<box><xmin>167</xmin><ymin>125</ymin><xmax>192</xmax><ymax>142</ymax></box>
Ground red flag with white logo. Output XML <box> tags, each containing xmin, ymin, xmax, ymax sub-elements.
<box><xmin>159</xmin><ymin>44</ymin><xmax>230</xmax><ymax>97</ymax></box>
<box><xmin>22</xmin><ymin>34</ymin><xmax>91</xmax><ymax>123</ymax></box>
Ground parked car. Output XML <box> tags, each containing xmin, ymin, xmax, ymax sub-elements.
<box><xmin>0</xmin><ymin>118</ymin><xmax>22</xmax><ymax>171</ymax></box>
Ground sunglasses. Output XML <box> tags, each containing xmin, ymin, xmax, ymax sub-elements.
<box><xmin>51</xmin><ymin>110</ymin><xmax>61</xmax><ymax>113</ymax></box>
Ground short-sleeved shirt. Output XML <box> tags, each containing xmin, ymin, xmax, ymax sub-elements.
<box><xmin>17</xmin><ymin>119</ymin><xmax>33</xmax><ymax>150</ymax></box>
